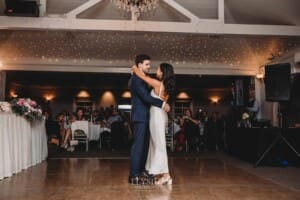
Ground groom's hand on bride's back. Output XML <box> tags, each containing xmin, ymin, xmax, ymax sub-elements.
<box><xmin>163</xmin><ymin>103</ymin><xmax>170</xmax><ymax>112</ymax></box>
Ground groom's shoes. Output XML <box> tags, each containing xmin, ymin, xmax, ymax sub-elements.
<box><xmin>141</xmin><ymin>171</ymin><xmax>155</xmax><ymax>185</ymax></box>
<box><xmin>128</xmin><ymin>174</ymin><xmax>154</xmax><ymax>185</ymax></box>
<box><xmin>128</xmin><ymin>175</ymin><xmax>140</xmax><ymax>185</ymax></box>
<box><xmin>141</xmin><ymin>170</ymin><xmax>154</xmax><ymax>179</ymax></box>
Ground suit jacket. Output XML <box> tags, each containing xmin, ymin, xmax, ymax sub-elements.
<box><xmin>129</xmin><ymin>74</ymin><xmax>163</xmax><ymax>122</ymax></box>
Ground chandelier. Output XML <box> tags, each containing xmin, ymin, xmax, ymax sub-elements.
<box><xmin>112</xmin><ymin>0</ymin><xmax>158</xmax><ymax>13</ymax></box>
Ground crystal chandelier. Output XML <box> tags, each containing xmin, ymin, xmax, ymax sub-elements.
<box><xmin>112</xmin><ymin>0</ymin><xmax>158</xmax><ymax>13</ymax></box>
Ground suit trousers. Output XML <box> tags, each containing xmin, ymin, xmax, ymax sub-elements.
<box><xmin>130</xmin><ymin>121</ymin><xmax>150</xmax><ymax>176</ymax></box>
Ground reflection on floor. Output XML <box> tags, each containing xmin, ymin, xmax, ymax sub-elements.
<box><xmin>0</xmin><ymin>158</ymin><xmax>300</xmax><ymax>200</ymax></box>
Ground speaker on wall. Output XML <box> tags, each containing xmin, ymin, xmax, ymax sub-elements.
<box><xmin>5</xmin><ymin>0</ymin><xmax>39</xmax><ymax>17</ymax></box>
<box><xmin>264</xmin><ymin>63</ymin><xmax>291</xmax><ymax>102</ymax></box>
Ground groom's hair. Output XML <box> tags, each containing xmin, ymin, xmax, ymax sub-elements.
<box><xmin>135</xmin><ymin>54</ymin><xmax>151</xmax><ymax>66</ymax></box>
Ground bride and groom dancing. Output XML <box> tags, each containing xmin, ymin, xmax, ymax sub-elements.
<box><xmin>128</xmin><ymin>54</ymin><xmax>175</xmax><ymax>185</ymax></box>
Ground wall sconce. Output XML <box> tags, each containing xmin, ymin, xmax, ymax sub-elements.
<box><xmin>10</xmin><ymin>91</ymin><xmax>18</xmax><ymax>98</ymax></box>
<box><xmin>176</xmin><ymin>92</ymin><xmax>190</xmax><ymax>99</ymax></box>
<box><xmin>256</xmin><ymin>73</ymin><xmax>264</xmax><ymax>80</ymax></box>
<box><xmin>77</xmin><ymin>90</ymin><xmax>90</xmax><ymax>98</ymax></box>
<box><xmin>100</xmin><ymin>91</ymin><xmax>116</xmax><ymax>107</ymax></box>
<box><xmin>210</xmin><ymin>96</ymin><xmax>220</xmax><ymax>105</ymax></box>
<box><xmin>256</xmin><ymin>65</ymin><xmax>265</xmax><ymax>80</ymax></box>
<box><xmin>121</xmin><ymin>91</ymin><xmax>131</xmax><ymax>98</ymax></box>
<box><xmin>44</xmin><ymin>94</ymin><xmax>55</xmax><ymax>101</ymax></box>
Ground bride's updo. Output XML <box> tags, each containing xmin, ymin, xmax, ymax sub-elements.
<box><xmin>160</xmin><ymin>63</ymin><xmax>175</xmax><ymax>96</ymax></box>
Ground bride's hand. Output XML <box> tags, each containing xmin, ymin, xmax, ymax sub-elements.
<box><xmin>131</xmin><ymin>65</ymin><xmax>137</xmax><ymax>75</ymax></box>
<box><xmin>163</xmin><ymin>103</ymin><xmax>170</xmax><ymax>113</ymax></box>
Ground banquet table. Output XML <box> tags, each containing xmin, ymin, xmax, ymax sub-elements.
<box><xmin>89</xmin><ymin>123</ymin><xmax>111</xmax><ymax>141</ymax></box>
<box><xmin>0</xmin><ymin>113</ymin><xmax>48</xmax><ymax>180</ymax></box>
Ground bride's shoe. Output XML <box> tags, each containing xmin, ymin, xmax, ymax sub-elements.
<box><xmin>155</xmin><ymin>175</ymin><xmax>172</xmax><ymax>185</ymax></box>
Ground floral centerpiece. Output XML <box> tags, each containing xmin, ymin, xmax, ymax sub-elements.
<box><xmin>0</xmin><ymin>101</ymin><xmax>11</xmax><ymax>112</ymax></box>
<box><xmin>9</xmin><ymin>98</ymin><xmax>43</xmax><ymax>122</ymax></box>
<box><xmin>238</xmin><ymin>112</ymin><xmax>251</xmax><ymax>128</ymax></box>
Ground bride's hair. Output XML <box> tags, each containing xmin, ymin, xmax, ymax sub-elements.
<box><xmin>160</xmin><ymin>63</ymin><xmax>175</xmax><ymax>96</ymax></box>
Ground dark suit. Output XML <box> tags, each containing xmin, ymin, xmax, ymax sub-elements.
<box><xmin>129</xmin><ymin>74</ymin><xmax>163</xmax><ymax>176</ymax></box>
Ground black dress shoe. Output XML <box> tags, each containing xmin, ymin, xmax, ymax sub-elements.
<box><xmin>128</xmin><ymin>176</ymin><xmax>140</xmax><ymax>184</ymax></box>
<box><xmin>128</xmin><ymin>175</ymin><xmax>153</xmax><ymax>185</ymax></box>
<box><xmin>141</xmin><ymin>171</ymin><xmax>155</xmax><ymax>185</ymax></box>
<box><xmin>141</xmin><ymin>170</ymin><xmax>154</xmax><ymax>178</ymax></box>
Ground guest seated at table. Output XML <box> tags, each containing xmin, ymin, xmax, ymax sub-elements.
<box><xmin>76</xmin><ymin>108</ymin><xmax>86</xmax><ymax>121</ymax></box>
<box><xmin>56</xmin><ymin>113</ymin><xmax>66</xmax><ymax>147</ymax></box>
<box><xmin>91</xmin><ymin>110</ymin><xmax>103</xmax><ymax>124</ymax></box>
<box><xmin>44</xmin><ymin>111</ymin><xmax>61</xmax><ymax>146</ymax></box>
<box><xmin>61</xmin><ymin>112</ymin><xmax>77</xmax><ymax>151</ymax></box>
<box><xmin>107</xmin><ymin>108</ymin><xmax>124</xmax><ymax>150</ymax></box>
<box><xmin>55</xmin><ymin>112</ymin><xmax>71</xmax><ymax>150</ymax></box>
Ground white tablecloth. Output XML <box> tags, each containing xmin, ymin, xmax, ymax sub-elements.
<box><xmin>0</xmin><ymin>113</ymin><xmax>48</xmax><ymax>180</ymax></box>
<box><xmin>89</xmin><ymin>123</ymin><xmax>111</xmax><ymax>141</ymax></box>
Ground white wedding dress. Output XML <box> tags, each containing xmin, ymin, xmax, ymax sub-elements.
<box><xmin>145</xmin><ymin>83</ymin><xmax>169</xmax><ymax>175</ymax></box>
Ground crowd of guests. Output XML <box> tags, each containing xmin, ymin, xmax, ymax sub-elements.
<box><xmin>172</xmin><ymin>109</ymin><xmax>225</xmax><ymax>152</ymax></box>
<box><xmin>45</xmin><ymin>106</ymin><xmax>251</xmax><ymax>153</ymax></box>
<box><xmin>45</xmin><ymin>106</ymin><xmax>127</xmax><ymax>151</ymax></box>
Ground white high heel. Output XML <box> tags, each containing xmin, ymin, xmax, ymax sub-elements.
<box><xmin>155</xmin><ymin>175</ymin><xmax>173</xmax><ymax>185</ymax></box>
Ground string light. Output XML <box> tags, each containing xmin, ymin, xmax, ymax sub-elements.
<box><xmin>0</xmin><ymin>30</ymin><xmax>300</xmax><ymax>67</ymax></box>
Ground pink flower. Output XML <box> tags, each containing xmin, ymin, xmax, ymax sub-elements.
<box><xmin>0</xmin><ymin>102</ymin><xmax>11</xmax><ymax>112</ymax></box>
<box><xmin>29</xmin><ymin>100</ymin><xmax>37</xmax><ymax>107</ymax></box>
<box><xmin>17</xmin><ymin>98</ymin><xmax>25</xmax><ymax>106</ymax></box>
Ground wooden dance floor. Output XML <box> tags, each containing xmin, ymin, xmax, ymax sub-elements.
<box><xmin>0</xmin><ymin>158</ymin><xmax>299</xmax><ymax>200</ymax></box>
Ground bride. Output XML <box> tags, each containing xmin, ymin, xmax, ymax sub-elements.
<box><xmin>132</xmin><ymin>63</ymin><xmax>175</xmax><ymax>185</ymax></box>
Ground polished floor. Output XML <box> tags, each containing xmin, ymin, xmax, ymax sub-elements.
<box><xmin>0</xmin><ymin>158</ymin><xmax>300</xmax><ymax>200</ymax></box>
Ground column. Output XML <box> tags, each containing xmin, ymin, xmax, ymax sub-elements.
<box><xmin>0</xmin><ymin>71</ymin><xmax>6</xmax><ymax>101</ymax></box>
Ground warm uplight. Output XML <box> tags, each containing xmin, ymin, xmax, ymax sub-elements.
<box><xmin>100</xmin><ymin>91</ymin><xmax>116</xmax><ymax>107</ymax></box>
<box><xmin>44</xmin><ymin>94</ymin><xmax>55</xmax><ymax>101</ymax></box>
<box><xmin>176</xmin><ymin>92</ymin><xmax>190</xmax><ymax>99</ymax></box>
<box><xmin>10</xmin><ymin>91</ymin><xmax>18</xmax><ymax>98</ymax></box>
<box><xmin>256</xmin><ymin>73</ymin><xmax>264</xmax><ymax>79</ymax></box>
<box><xmin>121</xmin><ymin>91</ymin><xmax>131</xmax><ymax>98</ymax></box>
<box><xmin>77</xmin><ymin>90</ymin><xmax>90</xmax><ymax>98</ymax></box>
<box><xmin>210</xmin><ymin>96</ymin><xmax>220</xmax><ymax>104</ymax></box>
<box><xmin>0</xmin><ymin>61</ymin><xmax>2</xmax><ymax>70</ymax></box>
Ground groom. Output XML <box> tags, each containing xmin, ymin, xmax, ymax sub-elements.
<box><xmin>129</xmin><ymin>54</ymin><xmax>170</xmax><ymax>184</ymax></box>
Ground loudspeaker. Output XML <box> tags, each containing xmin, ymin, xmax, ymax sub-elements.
<box><xmin>5</xmin><ymin>0</ymin><xmax>39</xmax><ymax>17</ymax></box>
<box><xmin>265</xmin><ymin>63</ymin><xmax>291</xmax><ymax>102</ymax></box>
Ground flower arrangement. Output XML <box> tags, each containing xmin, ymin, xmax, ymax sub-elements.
<box><xmin>10</xmin><ymin>98</ymin><xmax>43</xmax><ymax>122</ymax></box>
<box><xmin>242</xmin><ymin>112</ymin><xmax>249</xmax><ymax>120</ymax></box>
<box><xmin>237</xmin><ymin>112</ymin><xmax>251</xmax><ymax>128</ymax></box>
<box><xmin>0</xmin><ymin>102</ymin><xmax>11</xmax><ymax>112</ymax></box>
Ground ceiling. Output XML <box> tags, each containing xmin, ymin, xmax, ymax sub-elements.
<box><xmin>0</xmin><ymin>0</ymin><xmax>300</xmax><ymax>75</ymax></box>
<box><xmin>1</xmin><ymin>0</ymin><xmax>299</xmax><ymax>24</ymax></box>
<box><xmin>41</xmin><ymin>0</ymin><xmax>300</xmax><ymax>25</ymax></box>
<box><xmin>1</xmin><ymin>30</ymin><xmax>300</xmax><ymax>71</ymax></box>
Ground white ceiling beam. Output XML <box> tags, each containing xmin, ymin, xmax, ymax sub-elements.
<box><xmin>2</xmin><ymin>59</ymin><xmax>257</xmax><ymax>75</ymax></box>
<box><xmin>2</xmin><ymin>64</ymin><xmax>257</xmax><ymax>75</ymax></box>
<box><xmin>218</xmin><ymin>0</ymin><xmax>224</xmax><ymax>23</ymax></box>
<box><xmin>0</xmin><ymin>16</ymin><xmax>300</xmax><ymax>36</ymax></box>
<box><xmin>162</xmin><ymin>0</ymin><xmax>200</xmax><ymax>23</ymax></box>
<box><xmin>65</xmin><ymin>0</ymin><xmax>103</xmax><ymax>18</ymax></box>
